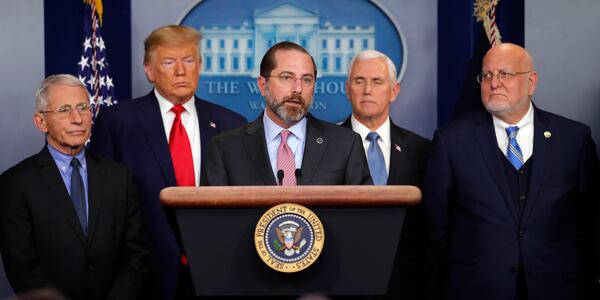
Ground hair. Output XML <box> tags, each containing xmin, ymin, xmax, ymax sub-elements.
<box><xmin>259</xmin><ymin>41</ymin><xmax>317</xmax><ymax>77</ymax></box>
<box><xmin>143</xmin><ymin>25</ymin><xmax>202</xmax><ymax>64</ymax></box>
<box><xmin>348</xmin><ymin>50</ymin><xmax>397</xmax><ymax>84</ymax></box>
<box><xmin>35</xmin><ymin>74</ymin><xmax>88</xmax><ymax>112</ymax></box>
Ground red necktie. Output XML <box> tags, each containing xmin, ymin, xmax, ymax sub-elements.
<box><xmin>169</xmin><ymin>105</ymin><xmax>195</xmax><ymax>186</ymax></box>
<box><xmin>277</xmin><ymin>130</ymin><xmax>296</xmax><ymax>186</ymax></box>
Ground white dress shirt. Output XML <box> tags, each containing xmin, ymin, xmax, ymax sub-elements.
<box><xmin>492</xmin><ymin>102</ymin><xmax>534</xmax><ymax>163</ymax></box>
<box><xmin>350</xmin><ymin>115</ymin><xmax>391</xmax><ymax>175</ymax></box>
<box><xmin>155</xmin><ymin>89</ymin><xmax>201</xmax><ymax>186</ymax></box>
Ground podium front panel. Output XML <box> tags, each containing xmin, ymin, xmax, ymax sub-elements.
<box><xmin>176</xmin><ymin>207</ymin><xmax>406</xmax><ymax>296</ymax></box>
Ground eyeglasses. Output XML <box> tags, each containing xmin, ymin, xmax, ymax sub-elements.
<box><xmin>477</xmin><ymin>70</ymin><xmax>532</xmax><ymax>84</ymax></box>
<box><xmin>264</xmin><ymin>74</ymin><xmax>315</xmax><ymax>88</ymax></box>
<box><xmin>39</xmin><ymin>103</ymin><xmax>92</xmax><ymax>117</ymax></box>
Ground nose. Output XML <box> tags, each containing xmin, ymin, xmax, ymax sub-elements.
<box><xmin>291</xmin><ymin>77</ymin><xmax>303</xmax><ymax>93</ymax></box>
<box><xmin>490</xmin><ymin>73</ymin><xmax>501</xmax><ymax>89</ymax></box>
<box><xmin>364</xmin><ymin>82</ymin><xmax>373</xmax><ymax>94</ymax></box>
<box><xmin>174</xmin><ymin>60</ymin><xmax>185</xmax><ymax>76</ymax></box>
<box><xmin>69</xmin><ymin>108</ymin><xmax>83</xmax><ymax>124</ymax></box>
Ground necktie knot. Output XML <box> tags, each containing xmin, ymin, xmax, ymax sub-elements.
<box><xmin>280</xmin><ymin>129</ymin><xmax>291</xmax><ymax>143</ymax></box>
<box><xmin>71</xmin><ymin>158</ymin><xmax>81</xmax><ymax>168</ymax></box>
<box><xmin>366</xmin><ymin>131</ymin><xmax>380</xmax><ymax>142</ymax></box>
<box><xmin>506</xmin><ymin>126</ymin><xmax>519</xmax><ymax>139</ymax></box>
<box><xmin>171</xmin><ymin>104</ymin><xmax>185</xmax><ymax>117</ymax></box>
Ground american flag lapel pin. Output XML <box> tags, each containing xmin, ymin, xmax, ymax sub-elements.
<box><xmin>395</xmin><ymin>144</ymin><xmax>402</xmax><ymax>152</ymax></box>
<box><xmin>210</xmin><ymin>121</ymin><xmax>216</xmax><ymax>129</ymax></box>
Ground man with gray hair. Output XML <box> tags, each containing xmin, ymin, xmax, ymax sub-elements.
<box><xmin>0</xmin><ymin>74</ymin><xmax>148</xmax><ymax>299</ymax></box>
<box><xmin>341</xmin><ymin>49</ymin><xmax>432</xmax><ymax>299</ymax></box>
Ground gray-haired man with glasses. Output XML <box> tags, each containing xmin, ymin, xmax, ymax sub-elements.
<box><xmin>202</xmin><ymin>41</ymin><xmax>372</xmax><ymax>186</ymax></box>
<box><xmin>423</xmin><ymin>43</ymin><xmax>600</xmax><ymax>299</ymax></box>
<box><xmin>0</xmin><ymin>74</ymin><xmax>148</xmax><ymax>299</ymax></box>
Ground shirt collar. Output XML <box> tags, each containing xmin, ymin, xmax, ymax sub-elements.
<box><xmin>154</xmin><ymin>89</ymin><xmax>196</xmax><ymax>116</ymax></box>
<box><xmin>263</xmin><ymin>111</ymin><xmax>307</xmax><ymax>143</ymax></box>
<box><xmin>47</xmin><ymin>144</ymin><xmax>87</xmax><ymax>175</ymax></box>
<box><xmin>350</xmin><ymin>115</ymin><xmax>391</xmax><ymax>146</ymax></box>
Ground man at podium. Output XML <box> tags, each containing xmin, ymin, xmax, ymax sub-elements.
<box><xmin>202</xmin><ymin>41</ymin><xmax>372</xmax><ymax>186</ymax></box>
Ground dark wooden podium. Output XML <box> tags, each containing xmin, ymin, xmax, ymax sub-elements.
<box><xmin>160</xmin><ymin>185</ymin><xmax>421</xmax><ymax>297</ymax></box>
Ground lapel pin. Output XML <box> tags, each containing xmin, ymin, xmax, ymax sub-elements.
<box><xmin>395</xmin><ymin>144</ymin><xmax>402</xmax><ymax>152</ymax></box>
<box><xmin>210</xmin><ymin>121</ymin><xmax>216</xmax><ymax>129</ymax></box>
<box><xmin>543</xmin><ymin>131</ymin><xmax>551</xmax><ymax>139</ymax></box>
<box><xmin>316</xmin><ymin>137</ymin><xmax>324</xmax><ymax>144</ymax></box>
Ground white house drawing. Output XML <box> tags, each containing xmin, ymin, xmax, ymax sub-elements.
<box><xmin>198</xmin><ymin>2</ymin><xmax>375</xmax><ymax>77</ymax></box>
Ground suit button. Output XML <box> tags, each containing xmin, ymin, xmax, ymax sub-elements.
<box><xmin>88</xmin><ymin>265</ymin><xmax>95</xmax><ymax>271</ymax></box>
<box><xmin>519</xmin><ymin>230</ymin><xmax>524</xmax><ymax>237</ymax></box>
<box><xmin>519</xmin><ymin>195</ymin><xmax>526</xmax><ymax>201</ymax></box>
<box><xmin>509</xmin><ymin>267</ymin><xmax>517</xmax><ymax>274</ymax></box>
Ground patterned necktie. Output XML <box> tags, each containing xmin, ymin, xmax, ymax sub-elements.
<box><xmin>366</xmin><ymin>132</ymin><xmax>387</xmax><ymax>185</ymax></box>
<box><xmin>169</xmin><ymin>105</ymin><xmax>195</xmax><ymax>186</ymax></box>
<box><xmin>506</xmin><ymin>126</ymin><xmax>524</xmax><ymax>170</ymax></box>
<box><xmin>70</xmin><ymin>158</ymin><xmax>87</xmax><ymax>235</ymax></box>
<box><xmin>277</xmin><ymin>130</ymin><xmax>296</xmax><ymax>186</ymax></box>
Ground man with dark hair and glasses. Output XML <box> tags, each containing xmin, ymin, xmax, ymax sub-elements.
<box><xmin>0</xmin><ymin>74</ymin><xmax>148</xmax><ymax>299</ymax></box>
<box><xmin>202</xmin><ymin>41</ymin><xmax>372</xmax><ymax>186</ymax></box>
<box><xmin>423</xmin><ymin>43</ymin><xmax>600</xmax><ymax>299</ymax></box>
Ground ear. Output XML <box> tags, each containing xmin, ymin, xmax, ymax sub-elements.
<box><xmin>257</xmin><ymin>76</ymin><xmax>267</xmax><ymax>96</ymax></box>
<box><xmin>528</xmin><ymin>71</ymin><xmax>538</xmax><ymax>96</ymax></box>
<box><xmin>143</xmin><ymin>63</ymin><xmax>155</xmax><ymax>83</ymax></box>
<box><xmin>33</xmin><ymin>113</ymin><xmax>49</xmax><ymax>134</ymax></box>
<box><xmin>389</xmin><ymin>82</ymin><xmax>401</xmax><ymax>103</ymax></box>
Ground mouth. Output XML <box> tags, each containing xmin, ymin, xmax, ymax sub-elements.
<box><xmin>283</xmin><ymin>96</ymin><xmax>304</xmax><ymax>107</ymax></box>
<box><xmin>67</xmin><ymin>130</ymin><xmax>88</xmax><ymax>136</ymax></box>
<box><xmin>174</xmin><ymin>82</ymin><xmax>189</xmax><ymax>88</ymax></box>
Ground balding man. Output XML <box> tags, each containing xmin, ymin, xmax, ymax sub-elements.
<box><xmin>423</xmin><ymin>43</ymin><xmax>600</xmax><ymax>300</ymax></box>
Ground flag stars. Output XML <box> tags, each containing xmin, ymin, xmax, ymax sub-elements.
<box><xmin>97</xmin><ymin>57</ymin><xmax>106</xmax><ymax>70</ymax></box>
<box><xmin>99</xmin><ymin>76</ymin><xmax>106</xmax><ymax>88</ymax></box>
<box><xmin>95</xmin><ymin>37</ymin><xmax>106</xmax><ymax>51</ymax></box>
<box><xmin>106</xmin><ymin>76</ymin><xmax>114</xmax><ymax>89</ymax></box>
<box><xmin>83</xmin><ymin>37</ymin><xmax>92</xmax><ymax>52</ymax></box>
<box><xmin>78</xmin><ymin>56</ymin><xmax>90</xmax><ymax>71</ymax></box>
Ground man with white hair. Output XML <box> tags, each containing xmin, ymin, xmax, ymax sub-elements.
<box><xmin>342</xmin><ymin>50</ymin><xmax>432</xmax><ymax>299</ymax></box>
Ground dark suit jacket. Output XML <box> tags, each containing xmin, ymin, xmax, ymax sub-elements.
<box><xmin>89</xmin><ymin>92</ymin><xmax>246</xmax><ymax>300</ymax></box>
<box><xmin>0</xmin><ymin>147</ymin><xmax>148</xmax><ymax>300</ymax></box>
<box><xmin>202</xmin><ymin>114</ymin><xmax>372</xmax><ymax>186</ymax></box>
<box><xmin>342</xmin><ymin>117</ymin><xmax>432</xmax><ymax>299</ymax></box>
<box><xmin>422</xmin><ymin>106</ymin><xmax>600</xmax><ymax>300</ymax></box>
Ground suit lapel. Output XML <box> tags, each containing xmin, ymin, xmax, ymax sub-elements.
<box><xmin>388</xmin><ymin>123</ymin><xmax>409</xmax><ymax>185</ymax></box>
<box><xmin>522</xmin><ymin>107</ymin><xmax>552</xmax><ymax>223</ymax></box>
<box><xmin>137</xmin><ymin>93</ymin><xmax>177</xmax><ymax>186</ymax></box>
<box><xmin>37</xmin><ymin>148</ymin><xmax>87</xmax><ymax>244</ymax></box>
<box><xmin>85</xmin><ymin>152</ymin><xmax>104</xmax><ymax>244</ymax></box>
<box><xmin>196</xmin><ymin>98</ymin><xmax>219</xmax><ymax>182</ymax></box>
<box><xmin>473</xmin><ymin>112</ymin><xmax>520</xmax><ymax>224</ymax></box>
<box><xmin>243</xmin><ymin>117</ymin><xmax>277</xmax><ymax>185</ymax></box>
<box><xmin>301</xmin><ymin>115</ymin><xmax>328</xmax><ymax>184</ymax></box>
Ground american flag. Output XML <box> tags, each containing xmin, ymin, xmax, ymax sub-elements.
<box><xmin>76</xmin><ymin>0</ymin><xmax>116</xmax><ymax>121</ymax></box>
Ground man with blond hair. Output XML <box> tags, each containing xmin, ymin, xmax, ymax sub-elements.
<box><xmin>91</xmin><ymin>25</ymin><xmax>246</xmax><ymax>299</ymax></box>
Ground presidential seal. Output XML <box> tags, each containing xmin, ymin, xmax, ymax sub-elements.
<box><xmin>255</xmin><ymin>203</ymin><xmax>325</xmax><ymax>273</ymax></box>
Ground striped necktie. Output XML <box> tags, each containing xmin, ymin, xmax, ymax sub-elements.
<box><xmin>506</xmin><ymin>126</ymin><xmax>524</xmax><ymax>170</ymax></box>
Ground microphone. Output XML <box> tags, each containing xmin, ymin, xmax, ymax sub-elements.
<box><xmin>295</xmin><ymin>168</ymin><xmax>302</xmax><ymax>186</ymax></box>
<box><xmin>277</xmin><ymin>170</ymin><xmax>284</xmax><ymax>186</ymax></box>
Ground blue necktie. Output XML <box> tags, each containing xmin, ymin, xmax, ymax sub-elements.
<box><xmin>70</xmin><ymin>158</ymin><xmax>87</xmax><ymax>235</ymax></box>
<box><xmin>506</xmin><ymin>126</ymin><xmax>524</xmax><ymax>170</ymax></box>
<box><xmin>366</xmin><ymin>132</ymin><xmax>387</xmax><ymax>185</ymax></box>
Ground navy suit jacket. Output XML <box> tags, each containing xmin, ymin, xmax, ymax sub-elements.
<box><xmin>342</xmin><ymin>117</ymin><xmax>432</xmax><ymax>299</ymax></box>
<box><xmin>423</xmin><ymin>106</ymin><xmax>600</xmax><ymax>300</ymax></box>
<box><xmin>202</xmin><ymin>114</ymin><xmax>372</xmax><ymax>186</ymax></box>
<box><xmin>90</xmin><ymin>92</ymin><xmax>246</xmax><ymax>300</ymax></box>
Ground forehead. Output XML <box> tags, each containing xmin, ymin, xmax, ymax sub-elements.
<box><xmin>351</xmin><ymin>58</ymin><xmax>388</xmax><ymax>77</ymax></box>
<box><xmin>273</xmin><ymin>49</ymin><xmax>314</xmax><ymax>74</ymax></box>
<box><xmin>47</xmin><ymin>85</ymin><xmax>89</xmax><ymax>105</ymax></box>
<box><xmin>150</xmin><ymin>43</ymin><xmax>198</xmax><ymax>59</ymax></box>
<box><xmin>482</xmin><ymin>48</ymin><xmax>524</xmax><ymax>71</ymax></box>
